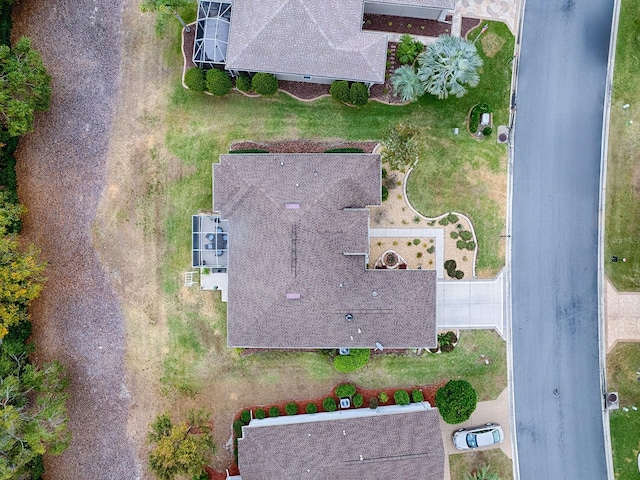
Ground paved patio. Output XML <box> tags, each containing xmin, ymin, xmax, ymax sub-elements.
<box><xmin>452</xmin><ymin>0</ymin><xmax>520</xmax><ymax>36</ymax></box>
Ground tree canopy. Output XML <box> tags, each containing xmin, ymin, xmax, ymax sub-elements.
<box><xmin>0</xmin><ymin>37</ymin><xmax>51</xmax><ymax>137</ymax></box>
<box><xmin>140</xmin><ymin>0</ymin><xmax>193</xmax><ymax>37</ymax></box>
<box><xmin>148</xmin><ymin>409</ymin><xmax>215</xmax><ymax>480</ymax></box>
<box><xmin>390</xmin><ymin>65</ymin><xmax>424</xmax><ymax>103</ymax></box>
<box><xmin>417</xmin><ymin>35</ymin><xmax>483</xmax><ymax>99</ymax></box>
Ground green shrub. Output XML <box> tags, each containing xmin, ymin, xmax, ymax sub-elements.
<box><xmin>285</xmin><ymin>402</ymin><xmax>298</xmax><ymax>415</ymax></box>
<box><xmin>233</xmin><ymin>419</ymin><xmax>244</xmax><ymax>438</ymax></box>
<box><xmin>240</xmin><ymin>410</ymin><xmax>251</xmax><ymax>424</ymax></box>
<box><xmin>323</xmin><ymin>147</ymin><xmax>365</xmax><ymax>153</ymax></box>
<box><xmin>466</xmin><ymin>241</ymin><xmax>476</xmax><ymax>250</ymax></box>
<box><xmin>469</xmin><ymin>103</ymin><xmax>492</xmax><ymax>133</ymax></box>
<box><xmin>206</xmin><ymin>68</ymin><xmax>233</xmax><ymax>96</ymax></box>
<box><xmin>450</xmin><ymin>231</ymin><xmax>459</xmax><ymax>239</ymax></box>
<box><xmin>413</xmin><ymin>216</ymin><xmax>420</xmax><ymax>223</ymax></box>
<box><xmin>455</xmin><ymin>270</ymin><xmax>465</xmax><ymax>279</ymax></box>
<box><xmin>378</xmin><ymin>391</ymin><xmax>389</xmax><ymax>403</ymax></box>
<box><xmin>413</xmin><ymin>238</ymin><xmax>420</xmax><ymax>245</ymax></box>
<box><xmin>436</xmin><ymin>380</ymin><xmax>477</xmax><ymax>424</ymax></box>
<box><xmin>427</xmin><ymin>246</ymin><xmax>435</xmax><ymax>254</ymax></box>
<box><xmin>306</xmin><ymin>403</ymin><xmax>318</xmax><ymax>414</ymax></box>
<box><xmin>456</xmin><ymin>240</ymin><xmax>466</xmax><ymax>250</ymax></box>
<box><xmin>235</xmin><ymin>74</ymin><xmax>252</xmax><ymax>92</ymax></box>
<box><xmin>349</xmin><ymin>82</ymin><xmax>369</xmax><ymax>106</ymax></box>
<box><xmin>254</xmin><ymin>408</ymin><xmax>266</xmax><ymax>420</ymax></box>
<box><xmin>336</xmin><ymin>384</ymin><xmax>357</xmax><ymax>398</ymax></box>
<box><xmin>268</xmin><ymin>406</ymin><xmax>280</xmax><ymax>417</ymax></box>
<box><xmin>438</xmin><ymin>217</ymin><xmax>449</xmax><ymax>226</ymax></box>
<box><xmin>483</xmin><ymin>126</ymin><xmax>493</xmax><ymax>137</ymax></box>
<box><xmin>395</xmin><ymin>34</ymin><xmax>425</xmax><ymax>65</ymax></box>
<box><xmin>229</xmin><ymin>148</ymin><xmax>270</xmax><ymax>154</ymax></box>
<box><xmin>184</xmin><ymin>67</ymin><xmax>206</xmax><ymax>91</ymax></box>
<box><xmin>412</xmin><ymin>389</ymin><xmax>424</xmax><ymax>403</ymax></box>
<box><xmin>459</xmin><ymin>230</ymin><xmax>473</xmax><ymax>241</ymax></box>
<box><xmin>333</xmin><ymin>349</ymin><xmax>370</xmax><ymax>372</ymax></box>
<box><xmin>447</xmin><ymin>213</ymin><xmax>458</xmax><ymax>223</ymax></box>
<box><xmin>444</xmin><ymin>259</ymin><xmax>457</xmax><ymax>273</ymax></box>
<box><xmin>416</xmin><ymin>252</ymin><xmax>423</xmax><ymax>258</ymax></box>
<box><xmin>323</xmin><ymin>397</ymin><xmax>337</xmax><ymax>412</ymax></box>
<box><xmin>394</xmin><ymin>390</ymin><xmax>410</xmax><ymax>406</ymax></box>
<box><xmin>382</xmin><ymin>185</ymin><xmax>389</xmax><ymax>202</ymax></box>
<box><xmin>353</xmin><ymin>394</ymin><xmax>364</xmax><ymax>408</ymax></box>
<box><xmin>382</xmin><ymin>168</ymin><xmax>387</xmax><ymax>179</ymax></box>
<box><xmin>252</xmin><ymin>72</ymin><xmax>279</xmax><ymax>95</ymax></box>
<box><xmin>330</xmin><ymin>80</ymin><xmax>351</xmax><ymax>103</ymax></box>
<box><xmin>369</xmin><ymin>397</ymin><xmax>379</xmax><ymax>409</ymax></box>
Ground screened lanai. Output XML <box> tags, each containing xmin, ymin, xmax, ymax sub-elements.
<box><xmin>193</xmin><ymin>1</ymin><xmax>231</xmax><ymax>68</ymax></box>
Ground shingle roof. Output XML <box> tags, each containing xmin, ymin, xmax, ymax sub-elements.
<box><xmin>237</xmin><ymin>404</ymin><xmax>445</xmax><ymax>479</ymax></box>
<box><xmin>224</xmin><ymin>0</ymin><xmax>388</xmax><ymax>84</ymax></box>
<box><xmin>213</xmin><ymin>153</ymin><xmax>437</xmax><ymax>349</ymax></box>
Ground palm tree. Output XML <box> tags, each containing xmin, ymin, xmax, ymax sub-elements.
<box><xmin>140</xmin><ymin>0</ymin><xmax>193</xmax><ymax>37</ymax></box>
<box><xmin>390</xmin><ymin>65</ymin><xmax>425</xmax><ymax>103</ymax></box>
<box><xmin>464</xmin><ymin>465</ymin><xmax>502</xmax><ymax>480</ymax></box>
<box><xmin>416</xmin><ymin>35</ymin><xmax>483</xmax><ymax>99</ymax></box>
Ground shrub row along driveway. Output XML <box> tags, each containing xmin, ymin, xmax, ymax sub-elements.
<box><xmin>11</xmin><ymin>0</ymin><xmax>139</xmax><ymax>478</ymax></box>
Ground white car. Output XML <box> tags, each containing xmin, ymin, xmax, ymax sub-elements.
<box><xmin>452</xmin><ymin>423</ymin><xmax>504</xmax><ymax>450</ymax></box>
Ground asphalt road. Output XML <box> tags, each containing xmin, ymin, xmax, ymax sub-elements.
<box><xmin>512</xmin><ymin>0</ymin><xmax>614</xmax><ymax>478</ymax></box>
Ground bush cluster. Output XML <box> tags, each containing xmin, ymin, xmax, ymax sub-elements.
<box><xmin>335</xmin><ymin>384</ymin><xmax>356</xmax><ymax>398</ymax></box>
<box><xmin>330</xmin><ymin>80</ymin><xmax>370</xmax><ymax>105</ymax></box>
<box><xmin>444</xmin><ymin>259</ymin><xmax>465</xmax><ymax>279</ymax></box>
<box><xmin>254</xmin><ymin>409</ymin><xmax>266</xmax><ymax>420</ymax></box>
<box><xmin>333</xmin><ymin>348</ymin><xmax>370</xmax><ymax>372</ymax></box>
<box><xmin>251</xmin><ymin>72</ymin><xmax>279</xmax><ymax>95</ymax></box>
<box><xmin>412</xmin><ymin>389</ymin><xmax>424</xmax><ymax>403</ymax></box>
<box><xmin>184</xmin><ymin>67</ymin><xmax>206</xmax><ymax>92</ymax></box>
<box><xmin>285</xmin><ymin>402</ymin><xmax>298</xmax><ymax>415</ymax></box>
<box><xmin>394</xmin><ymin>390</ymin><xmax>410</xmax><ymax>406</ymax></box>
<box><xmin>235</xmin><ymin>74</ymin><xmax>252</xmax><ymax>92</ymax></box>
<box><xmin>206</xmin><ymin>68</ymin><xmax>233</xmax><ymax>96</ymax></box>
<box><xmin>323</xmin><ymin>397</ymin><xmax>337</xmax><ymax>412</ymax></box>
<box><xmin>353</xmin><ymin>394</ymin><xmax>364</xmax><ymax>408</ymax></box>
<box><xmin>459</xmin><ymin>230</ymin><xmax>473</xmax><ymax>241</ymax></box>
<box><xmin>306</xmin><ymin>403</ymin><xmax>318</xmax><ymax>414</ymax></box>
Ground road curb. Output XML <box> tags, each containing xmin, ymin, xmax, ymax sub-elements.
<box><xmin>598</xmin><ymin>0</ymin><xmax>622</xmax><ymax>478</ymax></box>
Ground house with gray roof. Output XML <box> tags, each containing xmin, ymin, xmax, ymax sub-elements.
<box><xmin>193</xmin><ymin>0</ymin><xmax>456</xmax><ymax>84</ymax></box>
<box><xmin>199</xmin><ymin>153</ymin><xmax>437</xmax><ymax>349</ymax></box>
<box><xmin>231</xmin><ymin>403</ymin><xmax>445</xmax><ymax>479</ymax></box>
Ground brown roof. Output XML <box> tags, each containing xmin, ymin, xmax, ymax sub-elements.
<box><xmin>237</xmin><ymin>404</ymin><xmax>445</xmax><ymax>479</ymax></box>
<box><xmin>224</xmin><ymin>0</ymin><xmax>388</xmax><ymax>84</ymax></box>
<box><xmin>214</xmin><ymin>153</ymin><xmax>437</xmax><ymax>349</ymax></box>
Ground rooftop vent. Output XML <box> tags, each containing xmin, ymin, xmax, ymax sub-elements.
<box><xmin>286</xmin><ymin>293</ymin><xmax>301</xmax><ymax>299</ymax></box>
<box><xmin>285</xmin><ymin>203</ymin><xmax>300</xmax><ymax>209</ymax></box>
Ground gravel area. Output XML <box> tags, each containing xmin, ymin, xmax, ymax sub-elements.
<box><xmin>11</xmin><ymin>0</ymin><xmax>140</xmax><ymax>478</ymax></box>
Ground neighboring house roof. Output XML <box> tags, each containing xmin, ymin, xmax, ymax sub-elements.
<box><xmin>237</xmin><ymin>404</ymin><xmax>445</xmax><ymax>479</ymax></box>
<box><xmin>224</xmin><ymin>0</ymin><xmax>388</xmax><ymax>84</ymax></box>
<box><xmin>367</xmin><ymin>0</ymin><xmax>456</xmax><ymax>10</ymax></box>
<box><xmin>213</xmin><ymin>153</ymin><xmax>437</xmax><ymax>349</ymax></box>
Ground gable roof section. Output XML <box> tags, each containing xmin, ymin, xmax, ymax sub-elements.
<box><xmin>237</xmin><ymin>404</ymin><xmax>445</xmax><ymax>479</ymax></box>
<box><xmin>225</xmin><ymin>0</ymin><xmax>388</xmax><ymax>84</ymax></box>
<box><xmin>213</xmin><ymin>153</ymin><xmax>437</xmax><ymax>349</ymax></box>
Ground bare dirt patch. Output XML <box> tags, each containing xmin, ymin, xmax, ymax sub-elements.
<box><xmin>480</xmin><ymin>32</ymin><xmax>507</xmax><ymax>58</ymax></box>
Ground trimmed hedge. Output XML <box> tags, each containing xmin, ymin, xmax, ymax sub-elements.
<box><xmin>353</xmin><ymin>394</ymin><xmax>364</xmax><ymax>408</ymax></box>
<box><xmin>382</xmin><ymin>185</ymin><xmax>389</xmax><ymax>202</ymax></box>
<box><xmin>378</xmin><ymin>391</ymin><xmax>389</xmax><ymax>403</ymax></box>
<box><xmin>235</xmin><ymin>74</ymin><xmax>252</xmax><ymax>92</ymax></box>
<box><xmin>323</xmin><ymin>397</ymin><xmax>337</xmax><ymax>412</ymax></box>
<box><xmin>184</xmin><ymin>67</ymin><xmax>206</xmax><ymax>91</ymax></box>
<box><xmin>349</xmin><ymin>82</ymin><xmax>369</xmax><ymax>106</ymax></box>
<box><xmin>333</xmin><ymin>348</ymin><xmax>370</xmax><ymax>372</ymax></box>
<box><xmin>335</xmin><ymin>384</ymin><xmax>356</xmax><ymax>398</ymax></box>
<box><xmin>394</xmin><ymin>390</ymin><xmax>410</xmax><ymax>406</ymax></box>
<box><xmin>323</xmin><ymin>147</ymin><xmax>365</xmax><ymax>153</ymax></box>
<box><xmin>229</xmin><ymin>148</ymin><xmax>270</xmax><ymax>154</ymax></box>
<box><xmin>436</xmin><ymin>380</ymin><xmax>477</xmax><ymax>424</ymax></box>
<box><xmin>240</xmin><ymin>410</ymin><xmax>251</xmax><ymax>423</ymax></box>
<box><xmin>412</xmin><ymin>389</ymin><xmax>424</xmax><ymax>403</ymax></box>
<box><xmin>252</xmin><ymin>72</ymin><xmax>278</xmax><ymax>95</ymax></box>
<box><xmin>285</xmin><ymin>402</ymin><xmax>298</xmax><ymax>415</ymax></box>
<box><xmin>206</xmin><ymin>68</ymin><xmax>233</xmax><ymax>96</ymax></box>
<box><xmin>330</xmin><ymin>80</ymin><xmax>350</xmax><ymax>103</ymax></box>
<box><xmin>268</xmin><ymin>406</ymin><xmax>280</xmax><ymax>418</ymax></box>
<box><xmin>233</xmin><ymin>420</ymin><xmax>244</xmax><ymax>438</ymax></box>
<box><xmin>306</xmin><ymin>403</ymin><xmax>318</xmax><ymax>414</ymax></box>
<box><xmin>254</xmin><ymin>408</ymin><xmax>266</xmax><ymax>420</ymax></box>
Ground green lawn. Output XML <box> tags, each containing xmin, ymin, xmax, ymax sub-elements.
<box><xmin>608</xmin><ymin>342</ymin><xmax>640</xmax><ymax>478</ymax></box>
<box><xmin>604</xmin><ymin>0</ymin><xmax>640</xmax><ymax>291</ymax></box>
<box><xmin>449</xmin><ymin>449</ymin><xmax>514</xmax><ymax>480</ymax></box>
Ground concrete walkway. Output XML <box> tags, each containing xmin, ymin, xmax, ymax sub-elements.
<box><xmin>437</xmin><ymin>270</ymin><xmax>505</xmax><ymax>338</ymax></box>
<box><xmin>605</xmin><ymin>277</ymin><xmax>640</xmax><ymax>352</ymax></box>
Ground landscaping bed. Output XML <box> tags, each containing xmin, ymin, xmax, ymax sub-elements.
<box><xmin>363</xmin><ymin>13</ymin><xmax>451</xmax><ymax>36</ymax></box>
<box><xmin>229</xmin><ymin>140</ymin><xmax>378</xmax><ymax>153</ymax></box>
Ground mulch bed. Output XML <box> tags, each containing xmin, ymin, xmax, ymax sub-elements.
<box><xmin>278</xmin><ymin>80</ymin><xmax>330</xmax><ymax>100</ymax></box>
<box><xmin>462</xmin><ymin>17</ymin><xmax>483</xmax><ymax>39</ymax></box>
<box><xmin>183</xmin><ymin>26</ymin><xmax>196</xmax><ymax>70</ymax></box>
<box><xmin>363</xmin><ymin>13</ymin><xmax>452</xmax><ymax>36</ymax></box>
<box><xmin>230</xmin><ymin>140</ymin><xmax>379</xmax><ymax>154</ymax></box>
<box><xmin>207</xmin><ymin>380</ymin><xmax>447</xmax><ymax>478</ymax></box>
